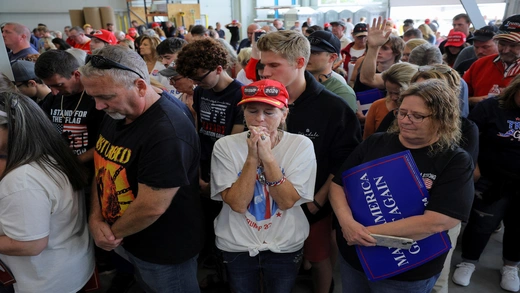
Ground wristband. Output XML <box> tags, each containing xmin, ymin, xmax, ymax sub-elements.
<box><xmin>265</xmin><ymin>176</ymin><xmax>286</xmax><ymax>187</ymax></box>
<box><xmin>313</xmin><ymin>200</ymin><xmax>322</xmax><ymax>210</ymax></box>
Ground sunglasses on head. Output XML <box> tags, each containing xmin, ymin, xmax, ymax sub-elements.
<box><xmin>418</xmin><ymin>65</ymin><xmax>452</xmax><ymax>74</ymax></box>
<box><xmin>85</xmin><ymin>55</ymin><xmax>144</xmax><ymax>79</ymax></box>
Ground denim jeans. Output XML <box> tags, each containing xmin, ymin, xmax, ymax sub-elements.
<box><xmin>125</xmin><ymin>250</ymin><xmax>200</xmax><ymax>293</ymax></box>
<box><xmin>339</xmin><ymin>254</ymin><xmax>439</xmax><ymax>293</ymax></box>
<box><xmin>221</xmin><ymin>249</ymin><xmax>303</xmax><ymax>293</ymax></box>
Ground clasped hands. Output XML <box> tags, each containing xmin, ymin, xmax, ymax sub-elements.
<box><xmin>246</xmin><ymin>126</ymin><xmax>275</xmax><ymax>163</ymax></box>
<box><xmin>89</xmin><ymin>218</ymin><xmax>123</xmax><ymax>251</ymax></box>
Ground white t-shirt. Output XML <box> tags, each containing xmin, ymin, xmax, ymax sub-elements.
<box><xmin>235</xmin><ymin>69</ymin><xmax>253</xmax><ymax>85</ymax></box>
<box><xmin>211</xmin><ymin>131</ymin><xmax>316</xmax><ymax>256</ymax></box>
<box><xmin>0</xmin><ymin>162</ymin><xmax>94</xmax><ymax>293</ymax></box>
<box><xmin>347</xmin><ymin>47</ymin><xmax>366</xmax><ymax>84</ymax></box>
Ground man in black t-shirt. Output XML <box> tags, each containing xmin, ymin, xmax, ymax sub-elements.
<box><xmin>225</xmin><ymin>20</ymin><xmax>241</xmax><ymax>50</ymax></box>
<box><xmin>176</xmin><ymin>38</ymin><xmax>244</xmax><ymax>289</ymax></box>
<box><xmin>80</xmin><ymin>45</ymin><xmax>202</xmax><ymax>292</ymax></box>
<box><xmin>35</xmin><ymin>49</ymin><xmax>104</xmax><ymax>163</ymax></box>
<box><xmin>176</xmin><ymin>38</ymin><xmax>244</xmax><ymax>192</ymax></box>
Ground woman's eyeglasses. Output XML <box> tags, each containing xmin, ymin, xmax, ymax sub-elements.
<box><xmin>394</xmin><ymin>109</ymin><xmax>432</xmax><ymax>123</ymax></box>
<box><xmin>168</xmin><ymin>76</ymin><xmax>184</xmax><ymax>85</ymax></box>
<box><xmin>85</xmin><ymin>55</ymin><xmax>144</xmax><ymax>79</ymax></box>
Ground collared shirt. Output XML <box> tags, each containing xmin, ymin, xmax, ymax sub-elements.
<box><xmin>494</xmin><ymin>55</ymin><xmax>520</xmax><ymax>78</ymax></box>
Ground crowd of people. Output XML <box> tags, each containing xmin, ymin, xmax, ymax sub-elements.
<box><xmin>0</xmin><ymin>10</ymin><xmax>519</xmax><ymax>293</ymax></box>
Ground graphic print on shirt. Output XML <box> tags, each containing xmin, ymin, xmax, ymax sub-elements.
<box><xmin>237</xmin><ymin>167</ymin><xmax>286</xmax><ymax>231</ymax></box>
<box><xmin>199</xmin><ymin>97</ymin><xmax>231</xmax><ymax>140</ymax></box>
<box><xmin>497</xmin><ymin>118</ymin><xmax>520</xmax><ymax>141</ymax></box>
<box><xmin>94</xmin><ymin>135</ymin><xmax>134</xmax><ymax>225</ymax></box>
<box><xmin>50</xmin><ymin>109</ymin><xmax>89</xmax><ymax>156</ymax></box>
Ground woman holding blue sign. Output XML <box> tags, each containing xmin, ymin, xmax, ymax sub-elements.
<box><xmin>329</xmin><ymin>79</ymin><xmax>474</xmax><ymax>292</ymax></box>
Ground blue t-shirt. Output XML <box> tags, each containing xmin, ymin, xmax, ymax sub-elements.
<box><xmin>8</xmin><ymin>47</ymin><xmax>39</xmax><ymax>63</ymax></box>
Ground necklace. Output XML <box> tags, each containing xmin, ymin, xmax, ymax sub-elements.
<box><xmin>61</xmin><ymin>90</ymin><xmax>85</xmax><ymax>120</ymax></box>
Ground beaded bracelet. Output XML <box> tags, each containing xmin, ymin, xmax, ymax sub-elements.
<box><xmin>265</xmin><ymin>176</ymin><xmax>287</xmax><ymax>187</ymax></box>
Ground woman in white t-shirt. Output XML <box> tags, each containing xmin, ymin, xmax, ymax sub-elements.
<box><xmin>211</xmin><ymin>79</ymin><xmax>317</xmax><ymax>293</ymax></box>
<box><xmin>0</xmin><ymin>92</ymin><xmax>94</xmax><ymax>293</ymax></box>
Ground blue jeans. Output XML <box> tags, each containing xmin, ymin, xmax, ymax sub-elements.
<box><xmin>125</xmin><ymin>250</ymin><xmax>200</xmax><ymax>293</ymax></box>
<box><xmin>221</xmin><ymin>249</ymin><xmax>303</xmax><ymax>293</ymax></box>
<box><xmin>339</xmin><ymin>254</ymin><xmax>439</xmax><ymax>293</ymax></box>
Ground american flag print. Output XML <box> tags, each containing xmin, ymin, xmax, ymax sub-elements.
<box><xmin>62</xmin><ymin>123</ymin><xmax>88</xmax><ymax>150</ymax></box>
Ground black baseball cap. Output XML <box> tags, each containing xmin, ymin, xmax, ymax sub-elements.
<box><xmin>308</xmin><ymin>30</ymin><xmax>340</xmax><ymax>55</ymax></box>
<box><xmin>353</xmin><ymin>23</ymin><xmax>368</xmax><ymax>36</ymax></box>
<box><xmin>468</xmin><ymin>25</ymin><xmax>498</xmax><ymax>41</ymax></box>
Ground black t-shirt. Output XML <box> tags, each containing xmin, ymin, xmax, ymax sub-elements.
<box><xmin>455</xmin><ymin>57</ymin><xmax>477</xmax><ymax>77</ymax></box>
<box><xmin>193</xmin><ymin>79</ymin><xmax>244</xmax><ymax>181</ymax></box>
<box><xmin>332</xmin><ymin>133</ymin><xmax>474</xmax><ymax>281</ymax></box>
<box><xmin>227</xmin><ymin>26</ymin><xmax>240</xmax><ymax>43</ymax></box>
<box><xmin>289</xmin><ymin>71</ymin><xmax>362</xmax><ymax>222</ymax></box>
<box><xmin>94</xmin><ymin>96</ymin><xmax>202</xmax><ymax>264</ymax></box>
<box><xmin>40</xmin><ymin>91</ymin><xmax>104</xmax><ymax>157</ymax></box>
<box><xmin>469</xmin><ymin>97</ymin><xmax>520</xmax><ymax>176</ymax></box>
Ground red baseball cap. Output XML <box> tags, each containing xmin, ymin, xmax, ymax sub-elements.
<box><xmin>152</xmin><ymin>22</ymin><xmax>160</xmax><ymax>28</ymax></box>
<box><xmin>90</xmin><ymin>29</ymin><xmax>117</xmax><ymax>45</ymax></box>
<box><xmin>238</xmin><ymin>80</ymin><xmax>289</xmax><ymax>108</ymax></box>
<box><xmin>445</xmin><ymin>31</ymin><xmax>466</xmax><ymax>47</ymax></box>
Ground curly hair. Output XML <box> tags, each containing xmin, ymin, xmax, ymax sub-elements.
<box><xmin>389</xmin><ymin>79</ymin><xmax>461</xmax><ymax>155</ymax></box>
<box><xmin>175</xmin><ymin>38</ymin><xmax>229</xmax><ymax>77</ymax></box>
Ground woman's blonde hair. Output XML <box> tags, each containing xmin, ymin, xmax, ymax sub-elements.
<box><xmin>418</xmin><ymin>24</ymin><xmax>434</xmax><ymax>40</ymax></box>
<box><xmin>405</xmin><ymin>39</ymin><xmax>428</xmax><ymax>51</ymax></box>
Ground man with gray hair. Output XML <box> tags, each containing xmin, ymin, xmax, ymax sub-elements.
<box><xmin>237</xmin><ymin>23</ymin><xmax>260</xmax><ymax>54</ymax></box>
<box><xmin>80</xmin><ymin>45</ymin><xmax>202</xmax><ymax>292</ymax></box>
<box><xmin>69</xmin><ymin>26</ymin><xmax>92</xmax><ymax>54</ymax></box>
<box><xmin>409</xmin><ymin>42</ymin><xmax>470</xmax><ymax>118</ymax></box>
<box><xmin>2</xmin><ymin>22</ymin><xmax>39</xmax><ymax>62</ymax></box>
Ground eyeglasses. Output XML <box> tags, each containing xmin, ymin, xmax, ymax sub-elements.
<box><xmin>85</xmin><ymin>55</ymin><xmax>144</xmax><ymax>79</ymax></box>
<box><xmin>168</xmin><ymin>76</ymin><xmax>184</xmax><ymax>85</ymax></box>
<box><xmin>11</xmin><ymin>81</ymin><xmax>28</xmax><ymax>87</ymax></box>
<box><xmin>418</xmin><ymin>65</ymin><xmax>452</xmax><ymax>73</ymax></box>
<box><xmin>307</xmin><ymin>36</ymin><xmax>337</xmax><ymax>54</ymax></box>
<box><xmin>189</xmin><ymin>69</ymin><xmax>213</xmax><ymax>82</ymax></box>
<box><xmin>394</xmin><ymin>109</ymin><xmax>432</xmax><ymax>123</ymax></box>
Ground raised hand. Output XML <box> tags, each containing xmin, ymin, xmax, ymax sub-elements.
<box><xmin>367</xmin><ymin>16</ymin><xmax>392</xmax><ymax>48</ymax></box>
